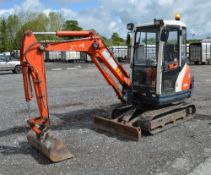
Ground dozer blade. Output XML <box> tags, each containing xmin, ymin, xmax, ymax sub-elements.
<box><xmin>94</xmin><ymin>116</ymin><xmax>141</xmax><ymax>141</ymax></box>
<box><xmin>27</xmin><ymin>130</ymin><xmax>73</xmax><ymax>162</ymax></box>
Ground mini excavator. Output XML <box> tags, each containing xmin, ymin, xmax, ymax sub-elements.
<box><xmin>20</xmin><ymin>15</ymin><xmax>195</xmax><ymax>162</ymax></box>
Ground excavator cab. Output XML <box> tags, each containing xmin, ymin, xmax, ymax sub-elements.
<box><xmin>96</xmin><ymin>19</ymin><xmax>195</xmax><ymax>141</ymax></box>
<box><xmin>128</xmin><ymin>19</ymin><xmax>193</xmax><ymax>107</ymax></box>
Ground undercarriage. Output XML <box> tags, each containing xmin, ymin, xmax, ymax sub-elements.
<box><xmin>94</xmin><ymin>102</ymin><xmax>196</xmax><ymax>140</ymax></box>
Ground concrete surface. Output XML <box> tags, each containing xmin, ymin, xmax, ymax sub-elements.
<box><xmin>0</xmin><ymin>63</ymin><xmax>210</xmax><ymax>175</ymax></box>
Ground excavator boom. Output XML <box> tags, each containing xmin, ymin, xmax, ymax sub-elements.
<box><xmin>21</xmin><ymin>30</ymin><xmax>133</xmax><ymax>162</ymax></box>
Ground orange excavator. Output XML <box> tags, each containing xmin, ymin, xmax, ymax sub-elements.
<box><xmin>21</xmin><ymin>17</ymin><xmax>195</xmax><ymax>162</ymax></box>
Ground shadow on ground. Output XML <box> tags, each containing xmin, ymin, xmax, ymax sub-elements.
<box><xmin>0</xmin><ymin>141</ymin><xmax>52</xmax><ymax>165</ymax></box>
<box><xmin>0</xmin><ymin>103</ymin><xmax>129</xmax><ymax>164</ymax></box>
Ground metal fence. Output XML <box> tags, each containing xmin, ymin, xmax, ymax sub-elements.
<box><xmin>44</xmin><ymin>46</ymin><xmax>131</xmax><ymax>63</ymax></box>
<box><xmin>109</xmin><ymin>46</ymin><xmax>130</xmax><ymax>62</ymax></box>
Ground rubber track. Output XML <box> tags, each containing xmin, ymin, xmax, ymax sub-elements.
<box><xmin>139</xmin><ymin>103</ymin><xmax>196</xmax><ymax>134</ymax></box>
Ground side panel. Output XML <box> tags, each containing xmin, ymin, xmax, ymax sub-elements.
<box><xmin>5</xmin><ymin>61</ymin><xmax>17</xmax><ymax>70</ymax></box>
<box><xmin>175</xmin><ymin>64</ymin><xmax>192</xmax><ymax>92</ymax></box>
<box><xmin>0</xmin><ymin>61</ymin><xmax>8</xmax><ymax>70</ymax></box>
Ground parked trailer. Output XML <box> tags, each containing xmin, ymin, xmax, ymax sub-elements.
<box><xmin>80</xmin><ymin>52</ymin><xmax>92</xmax><ymax>63</ymax></box>
<box><xmin>45</xmin><ymin>51</ymin><xmax>62</xmax><ymax>62</ymax></box>
<box><xmin>61</xmin><ymin>51</ymin><xmax>81</xmax><ymax>62</ymax></box>
<box><xmin>109</xmin><ymin>46</ymin><xmax>129</xmax><ymax>62</ymax></box>
<box><xmin>45</xmin><ymin>51</ymin><xmax>85</xmax><ymax>62</ymax></box>
<box><xmin>45</xmin><ymin>51</ymin><xmax>92</xmax><ymax>63</ymax></box>
<box><xmin>189</xmin><ymin>40</ymin><xmax>211</xmax><ymax>65</ymax></box>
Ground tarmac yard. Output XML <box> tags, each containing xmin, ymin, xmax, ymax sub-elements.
<box><xmin>0</xmin><ymin>63</ymin><xmax>210</xmax><ymax>175</ymax></box>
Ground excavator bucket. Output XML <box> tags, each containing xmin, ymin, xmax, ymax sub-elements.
<box><xmin>27</xmin><ymin>130</ymin><xmax>73</xmax><ymax>162</ymax></box>
<box><xmin>94</xmin><ymin>116</ymin><xmax>141</xmax><ymax>141</ymax></box>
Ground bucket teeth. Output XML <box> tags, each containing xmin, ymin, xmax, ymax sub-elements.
<box><xmin>94</xmin><ymin>116</ymin><xmax>141</xmax><ymax>141</ymax></box>
<box><xmin>27</xmin><ymin>130</ymin><xmax>74</xmax><ymax>162</ymax></box>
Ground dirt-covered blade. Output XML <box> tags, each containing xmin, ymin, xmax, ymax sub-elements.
<box><xmin>27</xmin><ymin>130</ymin><xmax>73</xmax><ymax>162</ymax></box>
<box><xmin>94</xmin><ymin>116</ymin><xmax>141</xmax><ymax>141</ymax></box>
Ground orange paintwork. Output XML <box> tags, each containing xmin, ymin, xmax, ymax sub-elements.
<box><xmin>56</xmin><ymin>31</ymin><xmax>92</xmax><ymax>37</ymax></box>
<box><xmin>168</xmin><ymin>62</ymin><xmax>179</xmax><ymax>70</ymax></box>
<box><xmin>21</xmin><ymin>30</ymin><xmax>131</xmax><ymax>134</ymax></box>
<box><xmin>182</xmin><ymin>65</ymin><xmax>192</xmax><ymax>90</ymax></box>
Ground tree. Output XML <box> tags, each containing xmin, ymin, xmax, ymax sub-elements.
<box><xmin>7</xmin><ymin>15</ymin><xmax>21</xmax><ymax>50</ymax></box>
<box><xmin>101</xmin><ymin>35</ymin><xmax>111</xmax><ymax>46</ymax></box>
<box><xmin>0</xmin><ymin>12</ymin><xmax>121</xmax><ymax>52</ymax></box>
<box><xmin>0</xmin><ymin>18</ymin><xmax>9</xmax><ymax>52</ymax></box>
<box><xmin>48</xmin><ymin>12</ymin><xmax>64</xmax><ymax>31</ymax></box>
<box><xmin>15</xmin><ymin>13</ymin><xmax>49</xmax><ymax>47</ymax></box>
<box><xmin>111</xmin><ymin>32</ymin><xmax>125</xmax><ymax>45</ymax></box>
<box><xmin>187</xmin><ymin>39</ymin><xmax>201</xmax><ymax>44</ymax></box>
<box><xmin>63</xmin><ymin>20</ymin><xmax>83</xmax><ymax>31</ymax></box>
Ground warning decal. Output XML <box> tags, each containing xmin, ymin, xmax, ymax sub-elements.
<box><xmin>102</xmin><ymin>49</ymin><xmax>118</xmax><ymax>69</ymax></box>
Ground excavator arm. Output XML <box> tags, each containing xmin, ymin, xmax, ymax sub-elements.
<box><xmin>21</xmin><ymin>30</ymin><xmax>131</xmax><ymax>135</ymax></box>
<box><xmin>20</xmin><ymin>30</ymin><xmax>132</xmax><ymax>162</ymax></box>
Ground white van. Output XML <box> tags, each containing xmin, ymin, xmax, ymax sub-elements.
<box><xmin>0</xmin><ymin>54</ymin><xmax>22</xmax><ymax>73</ymax></box>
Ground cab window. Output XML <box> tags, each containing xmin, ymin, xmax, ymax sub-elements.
<box><xmin>134</xmin><ymin>27</ymin><xmax>159</xmax><ymax>66</ymax></box>
<box><xmin>163</xmin><ymin>28</ymin><xmax>179</xmax><ymax>65</ymax></box>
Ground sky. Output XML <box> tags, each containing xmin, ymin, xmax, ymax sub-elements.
<box><xmin>0</xmin><ymin>0</ymin><xmax>211</xmax><ymax>39</ymax></box>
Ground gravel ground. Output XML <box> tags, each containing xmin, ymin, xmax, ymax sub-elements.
<box><xmin>0</xmin><ymin>63</ymin><xmax>210</xmax><ymax>175</ymax></box>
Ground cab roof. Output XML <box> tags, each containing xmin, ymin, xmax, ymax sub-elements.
<box><xmin>136</xmin><ymin>20</ymin><xmax>187</xmax><ymax>29</ymax></box>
